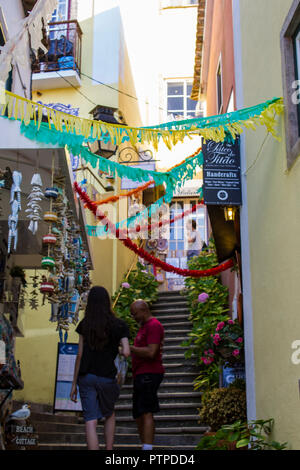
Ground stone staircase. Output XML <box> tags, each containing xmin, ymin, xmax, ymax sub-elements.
<box><xmin>13</xmin><ymin>291</ymin><xmax>207</xmax><ymax>450</ymax></box>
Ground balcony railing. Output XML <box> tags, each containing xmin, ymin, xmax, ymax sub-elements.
<box><xmin>32</xmin><ymin>20</ymin><xmax>82</xmax><ymax>76</ymax></box>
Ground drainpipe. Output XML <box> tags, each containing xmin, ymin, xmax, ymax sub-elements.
<box><xmin>232</xmin><ymin>0</ymin><xmax>256</xmax><ymax>421</ymax></box>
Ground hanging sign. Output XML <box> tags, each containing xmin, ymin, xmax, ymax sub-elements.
<box><xmin>202</xmin><ymin>138</ymin><xmax>242</xmax><ymax>205</ymax></box>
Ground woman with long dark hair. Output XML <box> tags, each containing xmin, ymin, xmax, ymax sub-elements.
<box><xmin>70</xmin><ymin>286</ymin><xmax>130</xmax><ymax>450</ymax></box>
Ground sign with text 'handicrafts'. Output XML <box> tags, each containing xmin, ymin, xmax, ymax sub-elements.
<box><xmin>202</xmin><ymin>139</ymin><xmax>242</xmax><ymax>205</ymax></box>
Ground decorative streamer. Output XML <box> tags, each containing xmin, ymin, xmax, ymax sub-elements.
<box><xmin>19</xmin><ymin>120</ymin><xmax>204</xmax><ymax>202</ymax></box>
<box><xmin>2</xmin><ymin>91</ymin><xmax>284</xmax><ymax>150</ymax></box>
<box><xmin>74</xmin><ymin>182</ymin><xmax>234</xmax><ymax>278</ymax></box>
<box><xmin>91</xmin><ymin>146</ymin><xmax>203</xmax><ymax>207</ymax></box>
<box><xmin>87</xmin><ymin>198</ymin><xmax>204</xmax><ymax>238</ymax></box>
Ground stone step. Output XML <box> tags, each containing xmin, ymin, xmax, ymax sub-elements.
<box><xmin>37</xmin><ymin>443</ymin><xmax>198</xmax><ymax>450</ymax></box>
<box><xmin>162</xmin><ymin>321</ymin><xmax>192</xmax><ymax>328</ymax></box>
<box><xmin>115</xmin><ymin>403</ymin><xmax>200</xmax><ymax>417</ymax></box>
<box><xmin>163</xmin><ymin>336</ymin><xmax>188</xmax><ymax>343</ymax></box>
<box><xmin>37</xmin><ymin>431</ymin><xmax>202</xmax><ymax>446</ymax></box>
<box><xmin>35</xmin><ymin>421</ymin><xmax>207</xmax><ymax>434</ymax></box>
<box><xmin>118</xmin><ymin>392</ymin><xmax>202</xmax><ymax>405</ymax></box>
<box><xmin>163</xmin><ymin>330</ymin><xmax>192</xmax><ymax>338</ymax></box>
<box><xmin>151</xmin><ymin>301</ymin><xmax>188</xmax><ymax>310</ymax></box>
<box><xmin>163</xmin><ymin>355</ymin><xmax>194</xmax><ymax>365</ymax></box>
<box><xmin>155</xmin><ymin>315</ymin><xmax>190</xmax><ymax>323</ymax></box>
<box><xmin>121</xmin><ymin>382</ymin><xmax>195</xmax><ymax>392</ymax></box>
<box><xmin>153</xmin><ymin>308</ymin><xmax>190</xmax><ymax>316</ymax></box>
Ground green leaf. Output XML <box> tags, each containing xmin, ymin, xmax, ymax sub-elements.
<box><xmin>236</xmin><ymin>439</ymin><xmax>249</xmax><ymax>448</ymax></box>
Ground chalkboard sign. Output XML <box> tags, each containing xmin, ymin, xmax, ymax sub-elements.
<box><xmin>203</xmin><ymin>138</ymin><xmax>242</xmax><ymax>205</ymax></box>
<box><xmin>53</xmin><ymin>343</ymin><xmax>82</xmax><ymax>413</ymax></box>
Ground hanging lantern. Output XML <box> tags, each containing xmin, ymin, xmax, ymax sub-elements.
<box><xmin>40</xmin><ymin>281</ymin><xmax>54</xmax><ymax>293</ymax></box>
<box><xmin>224</xmin><ymin>206</ymin><xmax>236</xmax><ymax>221</ymax></box>
<box><xmin>44</xmin><ymin>211</ymin><xmax>58</xmax><ymax>223</ymax></box>
<box><xmin>41</xmin><ymin>256</ymin><xmax>56</xmax><ymax>268</ymax></box>
<box><xmin>42</xmin><ymin>234</ymin><xmax>57</xmax><ymax>245</ymax></box>
<box><xmin>45</xmin><ymin>187</ymin><xmax>59</xmax><ymax>199</ymax></box>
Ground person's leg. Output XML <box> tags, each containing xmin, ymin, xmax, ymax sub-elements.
<box><xmin>136</xmin><ymin>416</ymin><xmax>144</xmax><ymax>443</ymax></box>
<box><xmin>142</xmin><ymin>412</ymin><xmax>155</xmax><ymax>445</ymax></box>
<box><xmin>104</xmin><ymin>412</ymin><xmax>115</xmax><ymax>450</ymax></box>
<box><xmin>85</xmin><ymin>419</ymin><xmax>99</xmax><ymax>450</ymax></box>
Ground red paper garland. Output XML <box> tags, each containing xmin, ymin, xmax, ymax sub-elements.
<box><xmin>74</xmin><ymin>182</ymin><xmax>234</xmax><ymax>278</ymax></box>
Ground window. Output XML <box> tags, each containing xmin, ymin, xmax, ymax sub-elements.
<box><xmin>161</xmin><ymin>0</ymin><xmax>198</xmax><ymax>7</ymax></box>
<box><xmin>169</xmin><ymin>202</ymin><xmax>184</xmax><ymax>251</ymax></box>
<box><xmin>216</xmin><ymin>57</ymin><xmax>223</xmax><ymax>114</ymax></box>
<box><xmin>51</xmin><ymin>0</ymin><xmax>69</xmax><ymax>22</ymax></box>
<box><xmin>166</xmin><ymin>80</ymin><xmax>197</xmax><ymax>120</ymax></box>
<box><xmin>50</xmin><ymin>0</ymin><xmax>69</xmax><ymax>40</ymax></box>
<box><xmin>281</xmin><ymin>0</ymin><xmax>300</xmax><ymax>168</ymax></box>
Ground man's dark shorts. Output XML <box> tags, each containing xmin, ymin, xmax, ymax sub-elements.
<box><xmin>132</xmin><ymin>373</ymin><xmax>164</xmax><ymax>419</ymax></box>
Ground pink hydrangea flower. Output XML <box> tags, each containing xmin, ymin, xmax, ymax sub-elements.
<box><xmin>122</xmin><ymin>282</ymin><xmax>130</xmax><ymax>288</ymax></box>
<box><xmin>208</xmin><ymin>349</ymin><xmax>214</xmax><ymax>355</ymax></box>
<box><xmin>236</xmin><ymin>337</ymin><xmax>243</xmax><ymax>343</ymax></box>
<box><xmin>228</xmin><ymin>319</ymin><xmax>234</xmax><ymax>325</ymax></box>
<box><xmin>216</xmin><ymin>321</ymin><xmax>225</xmax><ymax>331</ymax></box>
<box><xmin>232</xmin><ymin>349</ymin><xmax>240</xmax><ymax>357</ymax></box>
<box><xmin>198</xmin><ymin>293</ymin><xmax>209</xmax><ymax>303</ymax></box>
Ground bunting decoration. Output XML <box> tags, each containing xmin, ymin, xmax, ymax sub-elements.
<box><xmin>74</xmin><ymin>182</ymin><xmax>234</xmax><ymax>277</ymax></box>
<box><xmin>91</xmin><ymin>146</ymin><xmax>202</xmax><ymax>207</ymax></box>
<box><xmin>1</xmin><ymin>91</ymin><xmax>284</xmax><ymax>151</ymax></box>
<box><xmin>19</xmin><ymin>120</ymin><xmax>204</xmax><ymax>202</ymax></box>
<box><xmin>87</xmin><ymin>200</ymin><xmax>203</xmax><ymax>238</ymax></box>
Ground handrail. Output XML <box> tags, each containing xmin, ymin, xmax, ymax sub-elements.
<box><xmin>112</xmin><ymin>239</ymin><xmax>145</xmax><ymax>310</ymax></box>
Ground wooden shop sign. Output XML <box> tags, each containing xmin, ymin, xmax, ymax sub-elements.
<box><xmin>5</xmin><ymin>420</ymin><xmax>39</xmax><ymax>450</ymax></box>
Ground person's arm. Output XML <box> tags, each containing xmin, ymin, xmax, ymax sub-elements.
<box><xmin>70</xmin><ymin>335</ymin><xmax>83</xmax><ymax>403</ymax></box>
<box><xmin>120</xmin><ymin>337</ymin><xmax>130</xmax><ymax>358</ymax></box>
<box><xmin>130</xmin><ymin>343</ymin><xmax>160</xmax><ymax>360</ymax></box>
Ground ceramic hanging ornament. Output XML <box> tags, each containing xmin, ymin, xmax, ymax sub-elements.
<box><xmin>8</xmin><ymin>169</ymin><xmax>22</xmax><ymax>253</ymax></box>
<box><xmin>26</xmin><ymin>173</ymin><xmax>43</xmax><ymax>235</ymax></box>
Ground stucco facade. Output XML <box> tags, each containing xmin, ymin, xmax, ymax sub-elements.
<box><xmin>234</xmin><ymin>0</ymin><xmax>300</xmax><ymax>449</ymax></box>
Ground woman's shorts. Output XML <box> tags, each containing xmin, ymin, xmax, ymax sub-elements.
<box><xmin>77</xmin><ymin>373</ymin><xmax>120</xmax><ymax>422</ymax></box>
<box><xmin>132</xmin><ymin>373</ymin><xmax>164</xmax><ymax>419</ymax></box>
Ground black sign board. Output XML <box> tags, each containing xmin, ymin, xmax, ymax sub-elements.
<box><xmin>203</xmin><ymin>138</ymin><xmax>242</xmax><ymax>205</ymax></box>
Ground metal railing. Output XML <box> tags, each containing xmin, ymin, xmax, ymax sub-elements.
<box><xmin>32</xmin><ymin>20</ymin><xmax>82</xmax><ymax>76</ymax></box>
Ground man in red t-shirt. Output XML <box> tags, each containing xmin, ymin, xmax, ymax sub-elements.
<box><xmin>130</xmin><ymin>299</ymin><xmax>165</xmax><ymax>451</ymax></box>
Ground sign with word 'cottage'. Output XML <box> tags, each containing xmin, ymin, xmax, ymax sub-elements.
<box><xmin>202</xmin><ymin>139</ymin><xmax>242</xmax><ymax>205</ymax></box>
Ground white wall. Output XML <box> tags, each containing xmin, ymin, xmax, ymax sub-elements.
<box><xmin>0</xmin><ymin>0</ymin><xmax>32</xmax><ymax>99</ymax></box>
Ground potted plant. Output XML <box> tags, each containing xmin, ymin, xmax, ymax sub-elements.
<box><xmin>196</xmin><ymin>418</ymin><xmax>288</xmax><ymax>450</ymax></box>
<box><xmin>199</xmin><ymin>385</ymin><xmax>247</xmax><ymax>433</ymax></box>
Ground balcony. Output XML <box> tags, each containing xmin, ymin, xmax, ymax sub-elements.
<box><xmin>32</xmin><ymin>20</ymin><xmax>82</xmax><ymax>90</ymax></box>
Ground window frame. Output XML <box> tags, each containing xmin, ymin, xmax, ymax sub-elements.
<box><xmin>165</xmin><ymin>78</ymin><xmax>197</xmax><ymax>120</ymax></box>
<box><xmin>161</xmin><ymin>0</ymin><xmax>198</xmax><ymax>8</ymax></box>
<box><xmin>280</xmin><ymin>0</ymin><xmax>300</xmax><ymax>169</ymax></box>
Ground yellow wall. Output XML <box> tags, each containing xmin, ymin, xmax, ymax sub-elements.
<box><xmin>239</xmin><ymin>0</ymin><xmax>300</xmax><ymax>449</ymax></box>
<box><xmin>14</xmin><ymin>271</ymin><xmax>84</xmax><ymax>405</ymax></box>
